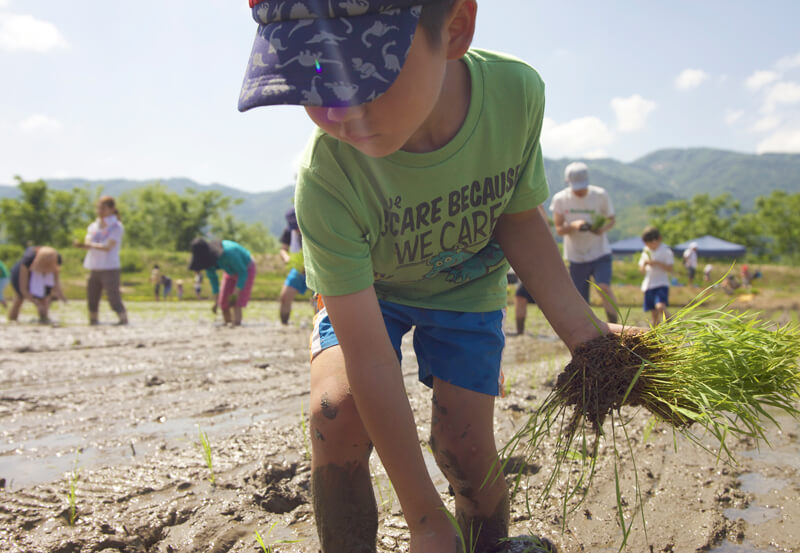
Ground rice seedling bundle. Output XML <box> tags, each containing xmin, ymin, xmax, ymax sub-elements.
<box><xmin>502</xmin><ymin>291</ymin><xmax>800</xmax><ymax>526</ymax></box>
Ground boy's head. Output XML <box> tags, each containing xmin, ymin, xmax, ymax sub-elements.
<box><xmin>188</xmin><ymin>237</ymin><xmax>223</xmax><ymax>271</ymax></box>
<box><xmin>641</xmin><ymin>226</ymin><xmax>662</xmax><ymax>248</ymax></box>
<box><xmin>239</xmin><ymin>0</ymin><xmax>465</xmax><ymax>110</ymax></box>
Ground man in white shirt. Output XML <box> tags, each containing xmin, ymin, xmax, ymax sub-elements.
<box><xmin>550</xmin><ymin>162</ymin><xmax>619</xmax><ymax>323</ymax></box>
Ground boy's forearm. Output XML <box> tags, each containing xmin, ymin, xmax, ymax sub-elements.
<box><xmin>495</xmin><ymin>209</ymin><xmax>606</xmax><ymax>352</ymax></box>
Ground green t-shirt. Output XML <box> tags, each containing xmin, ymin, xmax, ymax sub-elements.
<box><xmin>296</xmin><ymin>49</ymin><xmax>549</xmax><ymax>312</ymax></box>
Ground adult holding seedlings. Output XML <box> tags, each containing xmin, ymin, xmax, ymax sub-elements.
<box><xmin>8</xmin><ymin>245</ymin><xmax>66</xmax><ymax>323</ymax></box>
<box><xmin>238</xmin><ymin>1</ymin><xmax>623</xmax><ymax>551</ymax></box>
<box><xmin>551</xmin><ymin>162</ymin><xmax>619</xmax><ymax>323</ymax></box>
<box><xmin>188</xmin><ymin>237</ymin><xmax>255</xmax><ymax>327</ymax></box>
<box><xmin>639</xmin><ymin>226</ymin><xmax>673</xmax><ymax>326</ymax></box>
<box><xmin>75</xmin><ymin>195</ymin><xmax>128</xmax><ymax>325</ymax></box>
<box><xmin>278</xmin><ymin>207</ymin><xmax>308</xmax><ymax>325</ymax></box>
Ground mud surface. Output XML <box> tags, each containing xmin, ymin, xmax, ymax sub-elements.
<box><xmin>1</xmin><ymin>302</ymin><xmax>798</xmax><ymax>553</ymax></box>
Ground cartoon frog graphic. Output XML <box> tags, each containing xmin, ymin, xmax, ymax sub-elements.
<box><xmin>441</xmin><ymin>241</ymin><xmax>506</xmax><ymax>284</ymax></box>
<box><xmin>424</xmin><ymin>250</ymin><xmax>472</xmax><ymax>279</ymax></box>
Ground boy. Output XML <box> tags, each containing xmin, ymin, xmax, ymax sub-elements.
<box><xmin>639</xmin><ymin>226</ymin><xmax>673</xmax><ymax>326</ymax></box>
<box><xmin>239</xmin><ymin>2</ymin><xmax>618</xmax><ymax>551</ymax></box>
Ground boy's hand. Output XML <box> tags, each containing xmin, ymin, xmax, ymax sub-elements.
<box><xmin>228</xmin><ymin>293</ymin><xmax>238</xmax><ymax>307</ymax></box>
<box><xmin>409</xmin><ymin>515</ymin><xmax>458</xmax><ymax>553</ymax></box>
<box><xmin>211</xmin><ymin>302</ymin><xmax>218</xmax><ymax>314</ymax></box>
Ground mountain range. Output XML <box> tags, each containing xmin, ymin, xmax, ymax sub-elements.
<box><xmin>2</xmin><ymin>147</ymin><xmax>799</xmax><ymax>239</ymax></box>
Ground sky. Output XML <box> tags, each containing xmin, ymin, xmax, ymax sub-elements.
<box><xmin>1</xmin><ymin>1</ymin><xmax>799</xmax><ymax>192</ymax></box>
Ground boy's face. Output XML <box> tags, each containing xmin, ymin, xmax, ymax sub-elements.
<box><xmin>304</xmin><ymin>25</ymin><xmax>450</xmax><ymax>158</ymax></box>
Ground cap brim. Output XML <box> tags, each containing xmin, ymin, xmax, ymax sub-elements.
<box><xmin>569</xmin><ymin>180</ymin><xmax>589</xmax><ymax>191</ymax></box>
<box><xmin>239</xmin><ymin>8</ymin><xmax>421</xmax><ymax>110</ymax></box>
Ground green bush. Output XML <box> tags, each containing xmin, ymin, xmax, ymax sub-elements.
<box><xmin>0</xmin><ymin>244</ymin><xmax>24</xmax><ymax>265</ymax></box>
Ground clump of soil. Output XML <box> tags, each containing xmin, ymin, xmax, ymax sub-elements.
<box><xmin>555</xmin><ymin>333</ymin><xmax>689</xmax><ymax>433</ymax></box>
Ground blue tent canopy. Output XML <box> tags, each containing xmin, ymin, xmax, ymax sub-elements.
<box><xmin>674</xmin><ymin>235</ymin><xmax>746</xmax><ymax>258</ymax></box>
<box><xmin>610</xmin><ymin>236</ymin><xmax>647</xmax><ymax>256</ymax></box>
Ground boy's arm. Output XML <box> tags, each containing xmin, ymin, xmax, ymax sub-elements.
<box><xmin>495</xmin><ymin>207</ymin><xmax>610</xmax><ymax>352</ymax></box>
<box><xmin>321</xmin><ymin>287</ymin><xmax>450</xmax><ymax>536</ymax></box>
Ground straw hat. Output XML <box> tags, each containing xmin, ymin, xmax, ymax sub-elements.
<box><xmin>30</xmin><ymin>246</ymin><xmax>61</xmax><ymax>274</ymax></box>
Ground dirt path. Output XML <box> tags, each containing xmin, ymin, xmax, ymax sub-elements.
<box><xmin>1</xmin><ymin>302</ymin><xmax>798</xmax><ymax>553</ymax></box>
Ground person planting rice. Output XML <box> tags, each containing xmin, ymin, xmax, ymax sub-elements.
<box><xmin>238</xmin><ymin>1</ymin><xmax>628</xmax><ymax>551</ymax></box>
<box><xmin>278</xmin><ymin>206</ymin><xmax>308</xmax><ymax>325</ymax></box>
<box><xmin>75</xmin><ymin>195</ymin><xmax>129</xmax><ymax>326</ymax></box>
<box><xmin>7</xmin><ymin>246</ymin><xmax>66</xmax><ymax>324</ymax></box>
<box><xmin>0</xmin><ymin>258</ymin><xmax>9</xmax><ymax>309</ymax></box>
<box><xmin>638</xmin><ymin>225</ymin><xmax>673</xmax><ymax>327</ymax></box>
<box><xmin>188</xmin><ymin>237</ymin><xmax>256</xmax><ymax>327</ymax></box>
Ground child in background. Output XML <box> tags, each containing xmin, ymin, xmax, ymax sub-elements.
<box><xmin>639</xmin><ymin>226</ymin><xmax>674</xmax><ymax>326</ymax></box>
<box><xmin>682</xmin><ymin>242</ymin><xmax>698</xmax><ymax>286</ymax></box>
<box><xmin>193</xmin><ymin>272</ymin><xmax>203</xmax><ymax>299</ymax></box>
<box><xmin>8</xmin><ymin>246</ymin><xmax>67</xmax><ymax>323</ymax></box>
<box><xmin>161</xmin><ymin>274</ymin><xmax>173</xmax><ymax>300</ymax></box>
<box><xmin>278</xmin><ymin>207</ymin><xmax>307</xmax><ymax>324</ymax></box>
<box><xmin>188</xmin><ymin>238</ymin><xmax>256</xmax><ymax>327</ymax></box>
<box><xmin>176</xmin><ymin>279</ymin><xmax>184</xmax><ymax>300</ymax></box>
<box><xmin>703</xmin><ymin>263</ymin><xmax>713</xmax><ymax>283</ymax></box>
<box><xmin>238</xmin><ymin>1</ymin><xmax>622</xmax><ymax>551</ymax></box>
<box><xmin>150</xmin><ymin>264</ymin><xmax>162</xmax><ymax>301</ymax></box>
<box><xmin>0</xmin><ymin>258</ymin><xmax>9</xmax><ymax>308</ymax></box>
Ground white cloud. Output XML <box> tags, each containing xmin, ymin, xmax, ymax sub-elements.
<box><xmin>724</xmin><ymin>109</ymin><xmax>744</xmax><ymax>126</ymax></box>
<box><xmin>745</xmin><ymin>70</ymin><xmax>780</xmax><ymax>91</ymax></box>
<box><xmin>541</xmin><ymin>116</ymin><xmax>614</xmax><ymax>158</ymax></box>
<box><xmin>0</xmin><ymin>0</ymin><xmax>9</xmax><ymax>8</ymax></box>
<box><xmin>19</xmin><ymin>114</ymin><xmax>62</xmax><ymax>133</ymax></box>
<box><xmin>0</xmin><ymin>13</ymin><xmax>67</xmax><ymax>52</ymax></box>
<box><xmin>675</xmin><ymin>68</ymin><xmax>709</xmax><ymax>90</ymax></box>
<box><xmin>775</xmin><ymin>52</ymin><xmax>800</xmax><ymax>72</ymax></box>
<box><xmin>762</xmin><ymin>81</ymin><xmax>800</xmax><ymax>113</ymax></box>
<box><xmin>610</xmin><ymin>94</ymin><xmax>656</xmax><ymax>132</ymax></box>
<box><xmin>751</xmin><ymin>115</ymin><xmax>781</xmax><ymax>133</ymax></box>
<box><xmin>757</xmin><ymin>129</ymin><xmax>800</xmax><ymax>154</ymax></box>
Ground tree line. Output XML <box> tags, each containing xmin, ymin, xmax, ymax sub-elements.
<box><xmin>0</xmin><ymin>177</ymin><xmax>277</xmax><ymax>253</ymax></box>
<box><xmin>647</xmin><ymin>191</ymin><xmax>800</xmax><ymax>262</ymax></box>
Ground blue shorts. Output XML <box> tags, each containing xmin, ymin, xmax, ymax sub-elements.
<box><xmin>284</xmin><ymin>268</ymin><xmax>307</xmax><ymax>294</ymax></box>
<box><xmin>568</xmin><ymin>254</ymin><xmax>613</xmax><ymax>301</ymax></box>
<box><xmin>643</xmin><ymin>286</ymin><xmax>669</xmax><ymax>312</ymax></box>
<box><xmin>310</xmin><ymin>300</ymin><xmax>506</xmax><ymax>396</ymax></box>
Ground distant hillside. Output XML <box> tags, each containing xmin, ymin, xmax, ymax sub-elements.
<box><xmin>2</xmin><ymin>148</ymin><xmax>799</xmax><ymax>239</ymax></box>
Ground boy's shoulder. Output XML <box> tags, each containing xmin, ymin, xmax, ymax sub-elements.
<box><xmin>467</xmin><ymin>48</ymin><xmax>545</xmax><ymax>103</ymax></box>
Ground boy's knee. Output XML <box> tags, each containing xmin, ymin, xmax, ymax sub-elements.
<box><xmin>429</xmin><ymin>428</ymin><xmax>496</xmax><ymax>486</ymax></box>
<box><xmin>310</xmin><ymin>389</ymin><xmax>370</xmax><ymax>455</ymax></box>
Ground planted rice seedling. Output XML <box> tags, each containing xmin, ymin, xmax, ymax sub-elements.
<box><xmin>255</xmin><ymin>521</ymin><xmax>301</xmax><ymax>552</ymax></box>
<box><xmin>198</xmin><ymin>427</ymin><xmax>215</xmax><ymax>485</ymax></box>
<box><xmin>66</xmin><ymin>453</ymin><xmax>80</xmax><ymax>526</ymax></box>
<box><xmin>500</xmin><ymin>287</ymin><xmax>800</xmax><ymax>546</ymax></box>
<box><xmin>299</xmin><ymin>402</ymin><xmax>311</xmax><ymax>461</ymax></box>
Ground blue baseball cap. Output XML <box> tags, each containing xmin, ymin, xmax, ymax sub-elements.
<box><xmin>239</xmin><ymin>0</ymin><xmax>436</xmax><ymax>110</ymax></box>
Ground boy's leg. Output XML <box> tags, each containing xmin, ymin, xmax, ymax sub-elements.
<box><xmin>310</xmin><ymin>345</ymin><xmax>377</xmax><ymax>553</ymax></box>
<box><xmin>222</xmin><ymin>307</ymin><xmax>232</xmax><ymax>324</ymax></box>
<box><xmin>430</xmin><ymin>378</ymin><xmax>508</xmax><ymax>552</ymax></box>
<box><xmin>232</xmin><ymin>306</ymin><xmax>243</xmax><ymax>325</ymax></box>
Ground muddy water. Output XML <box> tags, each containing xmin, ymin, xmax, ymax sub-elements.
<box><xmin>1</xmin><ymin>302</ymin><xmax>799</xmax><ymax>553</ymax></box>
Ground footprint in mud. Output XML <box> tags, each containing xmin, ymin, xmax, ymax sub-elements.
<box><xmin>251</xmin><ymin>461</ymin><xmax>310</xmax><ymax>514</ymax></box>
